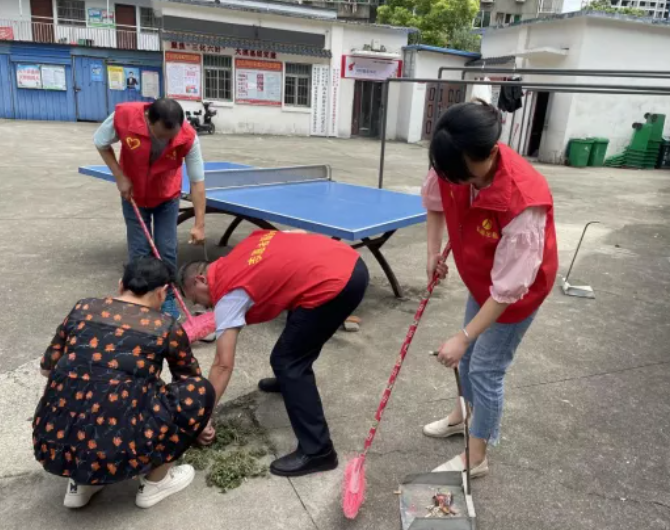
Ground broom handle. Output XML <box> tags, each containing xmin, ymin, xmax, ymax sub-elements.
<box><xmin>130</xmin><ymin>199</ymin><xmax>194</xmax><ymax>321</ymax></box>
<box><xmin>361</xmin><ymin>241</ymin><xmax>452</xmax><ymax>457</ymax></box>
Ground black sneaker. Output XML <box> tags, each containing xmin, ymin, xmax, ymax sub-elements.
<box><xmin>270</xmin><ymin>446</ymin><xmax>339</xmax><ymax>477</ymax></box>
<box><xmin>258</xmin><ymin>377</ymin><xmax>281</xmax><ymax>393</ymax></box>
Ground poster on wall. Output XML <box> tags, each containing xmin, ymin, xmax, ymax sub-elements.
<box><xmin>330</xmin><ymin>67</ymin><xmax>340</xmax><ymax>138</ymax></box>
<box><xmin>90</xmin><ymin>62</ymin><xmax>103</xmax><ymax>82</ymax></box>
<box><xmin>342</xmin><ymin>55</ymin><xmax>402</xmax><ymax>81</ymax></box>
<box><xmin>235</xmin><ymin>59</ymin><xmax>282</xmax><ymax>107</ymax></box>
<box><xmin>142</xmin><ymin>71</ymin><xmax>160</xmax><ymax>99</ymax></box>
<box><xmin>124</xmin><ymin>68</ymin><xmax>140</xmax><ymax>91</ymax></box>
<box><xmin>41</xmin><ymin>65</ymin><xmax>67</xmax><ymax>91</ymax></box>
<box><xmin>88</xmin><ymin>8</ymin><xmax>115</xmax><ymax>28</ymax></box>
<box><xmin>166</xmin><ymin>52</ymin><xmax>201</xmax><ymax>101</ymax></box>
<box><xmin>0</xmin><ymin>27</ymin><xmax>14</xmax><ymax>41</ymax></box>
<box><xmin>108</xmin><ymin>66</ymin><xmax>125</xmax><ymax>90</ymax></box>
<box><xmin>310</xmin><ymin>65</ymin><xmax>329</xmax><ymax>137</ymax></box>
<box><xmin>16</xmin><ymin>64</ymin><xmax>42</xmax><ymax>89</ymax></box>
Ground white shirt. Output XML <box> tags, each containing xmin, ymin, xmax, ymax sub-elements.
<box><xmin>214</xmin><ymin>289</ymin><xmax>254</xmax><ymax>338</ymax></box>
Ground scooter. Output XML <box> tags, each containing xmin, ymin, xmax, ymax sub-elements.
<box><xmin>185</xmin><ymin>101</ymin><xmax>217</xmax><ymax>135</ymax></box>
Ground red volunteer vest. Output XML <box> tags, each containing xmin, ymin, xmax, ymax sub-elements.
<box><xmin>113</xmin><ymin>102</ymin><xmax>196</xmax><ymax>208</ymax></box>
<box><xmin>208</xmin><ymin>231</ymin><xmax>359</xmax><ymax>324</ymax></box>
<box><xmin>438</xmin><ymin>143</ymin><xmax>558</xmax><ymax>323</ymax></box>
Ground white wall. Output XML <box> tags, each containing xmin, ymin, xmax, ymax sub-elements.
<box><xmin>0</xmin><ymin>0</ymin><xmax>31</xmax><ymax>20</ymax></box>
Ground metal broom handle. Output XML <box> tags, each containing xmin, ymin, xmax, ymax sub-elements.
<box><xmin>453</xmin><ymin>367</ymin><xmax>471</xmax><ymax>495</ymax></box>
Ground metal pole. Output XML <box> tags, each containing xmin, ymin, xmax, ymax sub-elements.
<box><xmin>378</xmin><ymin>81</ymin><xmax>389</xmax><ymax>189</ymax></box>
<box><xmin>518</xmin><ymin>90</ymin><xmax>531</xmax><ymax>154</ymax></box>
<box><xmin>389</xmin><ymin>78</ymin><xmax>670</xmax><ymax>93</ymax></box>
<box><xmin>439</xmin><ymin>66</ymin><xmax>670</xmax><ymax>80</ymax></box>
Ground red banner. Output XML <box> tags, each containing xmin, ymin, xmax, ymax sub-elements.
<box><xmin>0</xmin><ymin>27</ymin><xmax>14</xmax><ymax>41</ymax></box>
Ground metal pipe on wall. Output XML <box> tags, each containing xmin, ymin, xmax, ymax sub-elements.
<box><xmin>378</xmin><ymin>82</ymin><xmax>389</xmax><ymax>189</ymax></box>
<box><xmin>439</xmin><ymin>66</ymin><xmax>670</xmax><ymax>80</ymax></box>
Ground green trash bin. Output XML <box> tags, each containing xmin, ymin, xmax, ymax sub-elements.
<box><xmin>568</xmin><ymin>138</ymin><xmax>594</xmax><ymax>167</ymax></box>
<box><xmin>588</xmin><ymin>137</ymin><xmax>609</xmax><ymax>167</ymax></box>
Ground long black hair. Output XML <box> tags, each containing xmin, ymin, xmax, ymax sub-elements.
<box><xmin>429</xmin><ymin>99</ymin><xmax>502</xmax><ymax>184</ymax></box>
<box><xmin>122</xmin><ymin>256</ymin><xmax>173</xmax><ymax>296</ymax></box>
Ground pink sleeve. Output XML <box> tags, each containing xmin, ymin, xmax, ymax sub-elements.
<box><xmin>490</xmin><ymin>207</ymin><xmax>547</xmax><ymax>304</ymax></box>
<box><xmin>421</xmin><ymin>168</ymin><xmax>444</xmax><ymax>212</ymax></box>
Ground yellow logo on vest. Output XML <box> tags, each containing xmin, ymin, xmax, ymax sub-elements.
<box><xmin>477</xmin><ymin>219</ymin><xmax>499</xmax><ymax>240</ymax></box>
<box><xmin>166</xmin><ymin>150</ymin><xmax>177</xmax><ymax>160</ymax></box>
<box><xmin>248</xmin><ymin>231</ymin><xmax>277</xmax><ymax>265</ymax></box>
<box><xmin>125</xmin><ymin>137</ymin><xmax>141</xmax><ymax>150</ymax></box>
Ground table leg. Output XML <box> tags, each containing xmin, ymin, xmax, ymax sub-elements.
<box><xmin>356</xmin><ymin>231</ymin><xmax>403</xmax><ymax>299</ymax></box>
<box><xmin>217</xmin><ymin>215</ymin><xmax>277</xmax><ymax>247</ymax></box>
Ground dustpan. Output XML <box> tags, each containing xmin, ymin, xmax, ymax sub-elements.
<box><xmin>561</xmin><ymin>221</ymin><xmax>600</xmax><ymax>299</ymax></box>
<box><xmin>399</xmin><ymin>368</ymin><xmax>476</xmax><ymax>530</ymax></box>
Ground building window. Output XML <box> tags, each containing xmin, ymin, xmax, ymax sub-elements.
<box><xmin>285</xmin><ymin>63</ymin><xmax>312</xmax><ymax>107</ymax></box>
<box><xmin>483</xmin><ymin>11</ymin><xmax>492</xmax><ymax>26</ymax></box>
<box><xmin>204</xmin><ymin>55</ymin><xmax>233</xmax><ymax>101</ymax></box>
<box><xmin>140</xmin><ymin>8</ymin><xmax>161</xmax><ymax>30</ymax></box>
<box><xmin>57</xmin><ymin>0</ymin><xmax>86</xmax><ymax>27</ymax></box>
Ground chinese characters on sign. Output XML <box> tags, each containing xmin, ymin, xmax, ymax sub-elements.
<box><xmin>41</xmin><ymin>65</ymin><xmax>67</xmax><ymax>91</ymax></box>
<box><xmin>142</xmin><ymin>71</ymin><xmax>160</xmax><ymax>99</ymax></box>
<box><xmin>166</xmin><ymin>51</ymin><xmax>202</xmax><ymax>101</ymax></box>
<box><xmin>16</xmin><ymin>65</ymin><xmax>42</xmax><ymax>89</ymax></box>
<box><xmin>310</xmin><ymin>65</ymin><xmax>329</xmax><ymax>137</ymax></box>
<box><xmin>330</xmin><ymin>67</ymin><xmax>340</xmax><ymax>138</ymax></box>
<box><xmin>107</xmin><ymin>66</ymin><xmax>124</xmax><ymax>90</ymax></box>
<box><xmin>87</xmin><ymin>8</ymin><xmax>115</xmax><ymax>28</ymax></box>
<box><xmin>235</xmin><ymin>59</ymin><xmax>282</xmax><ymax>107</ymax></box>
<box><xmin>168</xmin><ymin>41</ymin><xmax>278</xmax><ymax>60</ymax></box>
<box><xmin>342</xmin><ymin>56</ymin><xmax>402</xmax><ymax>81</ymax></box>
<box><xmin>248</xmin><ymin>231</ymin><xmax>276</xmax><ymax>266</ymax></box>
<box><xmin>0</xmin><ymin>27</ymin><xmax>14</xmax><ymax>41</ymax></box>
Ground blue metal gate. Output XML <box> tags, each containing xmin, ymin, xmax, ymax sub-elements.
<box><xmin>0</xmin><ymin>54</ymin><xmax>14</xmax><ymax>119</ymax></box>
<box><xmin>73</xmin><ymin>56</ymin><xmax>108</xmax><ymax>122</ymax></box>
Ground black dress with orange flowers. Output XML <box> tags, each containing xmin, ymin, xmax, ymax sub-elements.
<box><xmin>33</xmin><ymin>297</ymin><xmax>215</xmax><ymax>485</ymax></box>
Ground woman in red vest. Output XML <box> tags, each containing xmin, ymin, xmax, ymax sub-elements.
<box><xmin>421</xmin><ymin>100</ymin><xmax>558</xmax><ymax>478</ymax></box>
<box><xmin>178</xmin><ymin>230</ymin><xmax>369</xmax><ymax>477</ymax></box>
<box><xmin>94</xmin><ymin>98</ymin><xmax>206</xmax><ymax>319</ymax></box>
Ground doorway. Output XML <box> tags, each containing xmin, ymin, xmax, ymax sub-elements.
<box><xmin>526</xmin><ymin>91</ymin><xmax>550</xmax><ymax>158</ymax></box>
<box><xmin>30</xmin><ymin>0</ymin><xmax>54</xmax><ymax>43</ymax></box>
<box><xmin>116</xmin><ymin>4</ymin><xmax>137</xmax><ymax>50</ymax></box>
<box><xmin>352</xmin><ymin>81</ymin><xmax>383</xmax><ymax>138</ymax></box>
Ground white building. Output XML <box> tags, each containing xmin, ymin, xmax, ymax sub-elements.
<box><xmin>154</xmin><ymin>0</ymin><xmax>412</xmax><ymax>138</ymax></box>
<box><xmin>607</xmin><ymin>0</ymin><xmax>669</xmax><ymax>20</ymax></box>
<box><xmin>475</xmin><ymin>12</ymin><xmax>670</xmax><ymax>163</ymax></box>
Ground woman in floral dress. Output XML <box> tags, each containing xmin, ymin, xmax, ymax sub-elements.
<box><xmin>33</xmin><ymin>257</ymin><xmax>215</xmax><ymax>509</ymax></box>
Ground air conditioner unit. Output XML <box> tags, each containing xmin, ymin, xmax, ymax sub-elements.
<box><xmin>371</xmin><ymin>39</ymin><xmax>381</xmax><ymax>51</ymax></box>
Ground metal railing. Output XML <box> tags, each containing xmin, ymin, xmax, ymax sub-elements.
<box><xmin>0</xmin><ymin>17</ymin><xmax>160</xmax><ymax>51</ymax></box>
<box><xmin>538</xmin><ymin>0</ymin><xmax>564</xmax><ymax>13</ymax></box>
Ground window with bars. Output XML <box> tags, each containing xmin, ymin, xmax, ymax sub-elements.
<box><xmin>284</xmin><ymin>63</ymin><xmax>312</xmax><ymax>107</ymax></box>
<box><xmin>140</xmin><ymin>8</ymin><xmax>161</xmax><ymax>30</ymax></box>
<box><xmin>204</xmin><ymin>55</ymin><xmax>233</xmax><ymax>101</ymax></box>
<box><xmin>57</xmin><ymin>0</ymin><xmax>86</xmax><ymax>27</ymax></box>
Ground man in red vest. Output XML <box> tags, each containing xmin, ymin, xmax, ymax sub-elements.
<box><xmin>94</xmin><ymin>98</ymin><xmax>206</xmax><ymax>319</ymax></box>
<box><xmin>178</xmin><ymin>230</ymin><xmax>369</xmax><ymax>477</ymax></box>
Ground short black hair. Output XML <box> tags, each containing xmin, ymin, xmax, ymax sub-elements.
<box><xmin>429</xmin><ymin>99</ymin><xmax>502</xmax><ymax>184</ymax></box>
<box><xmin>177</xmin><ymin>261</ymin><xmax>209</xmax><ymax>293</ymax></box>
<box><xmin>147</xmin><ymin>98</ymin><xmax>185</xmax><ymax>130</ymax></box>
<box><xmin>122</xmin><ymin>256</ymin><xmax>174</xmax><ymax>296</ymax></box>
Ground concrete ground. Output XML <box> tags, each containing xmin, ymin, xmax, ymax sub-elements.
<box><xmin>1</xmin><ymin>119</ymin><xmax>669</xmax><ymax>530</ymax></box>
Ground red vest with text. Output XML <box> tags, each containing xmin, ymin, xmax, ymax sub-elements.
<box><xmin>438</xmin><ymin>143</ymin><xmax>558</xmax><ymax>323</ymax></box>
<box><xmin>113</xmin><ymin>102</ymin><xmax>196</xmax><ymax>208</ymax></box>
<box><xmin>208</xmin><ymin>231</ymin><xmax>359</xmax><ymax>324</ymax></box>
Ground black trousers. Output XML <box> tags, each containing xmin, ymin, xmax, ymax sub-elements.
<box><xmin>270</xmin><ymin>258</ymin><xmax>369</xmax><ymax>456</ymax></box>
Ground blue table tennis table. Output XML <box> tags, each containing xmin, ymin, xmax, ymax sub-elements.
<box><xmin>79</xmin><ymin>162</ymin><xmax>426</xmax><ymax>298</ymax></box>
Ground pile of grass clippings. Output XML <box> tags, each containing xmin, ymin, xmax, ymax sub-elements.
<box><xmin>180</xmin><ymin>392</ymin><xmax>276</xmax><ymax>493</ymax></box>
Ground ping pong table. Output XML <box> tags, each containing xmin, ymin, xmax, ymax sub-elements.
<box><xmin>79</xmin><ymin>162</ymin><xmax>426</xmax><ymax>298</ymax></box>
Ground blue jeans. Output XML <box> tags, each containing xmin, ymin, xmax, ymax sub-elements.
<box><xmin>121</xmin><ymin>198</ymin><xmax>180</xmax><ymax>317</ymax></box>
<box><xmin>460</xmin><ymin>295</ymin><xmax>536</xmax><ymax>446</ymax></box>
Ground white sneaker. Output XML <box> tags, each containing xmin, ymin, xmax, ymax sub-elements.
<box><xmin>432</xmin><ymin>455</ymin><xmax>489</xmax><ymax>478</ymax></box>
<box><xmin>422</xmin><ymin>416</ymin><xmax>466</xmax><ymax>438</ymax></box>
<box><xmin>63</xmin><ymin>479</ymin><xmax>105</xmax><ymax>508</ymax></box>
<box><xmin>135</xmin><ymin>464</ymin><xmax>195</xmax><ymax>509</ymax></box>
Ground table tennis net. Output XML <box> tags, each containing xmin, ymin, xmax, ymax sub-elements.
<box><xmin>204</xmin><ymin>164</ymin><xmax>331</xmax><ymax>190</ymax></box>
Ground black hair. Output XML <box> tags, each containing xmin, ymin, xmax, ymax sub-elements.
<box><xmin>429</xmin><ymin>99</ymin><xmax>502</xmax><ymax>184</ymax></box>
<box><xmin>147</xmin><ymin>98</ymin><xmax>185</xmax><ymax>130</ymax></box>
<box><xmin>177</xmin><ymin>261</ymin><xmax>209</xmax><ymax>293</ymax></box>
<box><xmin>122</xmin><ymin>256</ymin><xmax>174</xmax><ymax>296</ymax></box>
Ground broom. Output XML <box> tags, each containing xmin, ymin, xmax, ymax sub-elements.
<box><xmin>130</xmin><ymin>199</ymin><xmax>216</xmax><ymax>343</ymax></box>
<box><xmin>342</xmin><ymin>241</ymin><xmax>452</xmax><ymax>520</ymax></box>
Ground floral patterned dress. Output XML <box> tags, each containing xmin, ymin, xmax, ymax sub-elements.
<box><xmin>33</xmin><ymin>297</ymin><xmax>215</xmax><ymax>485</ymax></box>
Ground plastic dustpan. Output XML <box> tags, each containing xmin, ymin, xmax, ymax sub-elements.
<box><xmin>399</xmin><ymin>368</ymin><xmax>476</xmax><ymax>530</ymax></box>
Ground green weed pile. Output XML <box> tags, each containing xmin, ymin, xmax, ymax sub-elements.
<box><xmin>180</xmin><ymin>392</ymin><xmax>276</xmax><ymax>493</ymax></box>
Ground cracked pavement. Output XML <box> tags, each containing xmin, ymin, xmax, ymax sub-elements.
<box><xmin>1</xmin><ymin>120</ymin><xmax>669</xmax><ymax>529</ymax></box>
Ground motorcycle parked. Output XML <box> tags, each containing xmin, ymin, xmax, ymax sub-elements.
<box><xmin>185</xmin><ymin>101</ymin><xmax>217</xmax><ymax>135</ymax></box>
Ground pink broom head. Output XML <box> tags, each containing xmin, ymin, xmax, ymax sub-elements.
<box><xmin>182</xmin><ymin>312</ymin><xmax>216</xmax><ymax>343</ymax></box>
<box><xmin>342</xmin><ymin>455</ymin><xmax>367</xmax><ymax>519</ymax></box>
